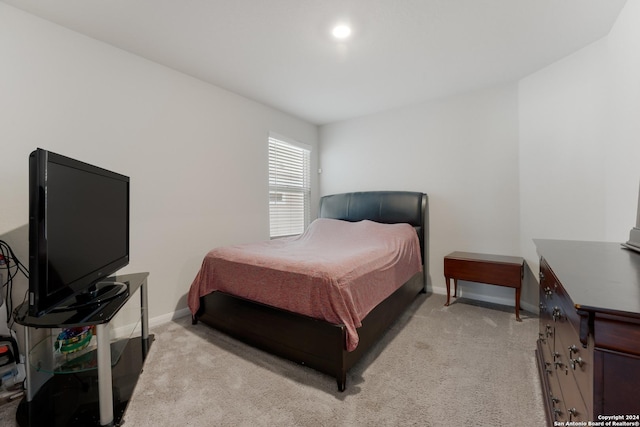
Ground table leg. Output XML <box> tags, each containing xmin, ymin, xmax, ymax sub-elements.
<box><xmin>445</xmin><ymin>277</ymin><xmax>451</xmax><ymax>306</ymax></box>
<box><xmin>96</xmin><ymin>323</ymin><xmax>114</xmax><ymax>426</ymax></box>
<box><xmin>444</xmin><ymin>277</ymin><xmax>460</xmax><ymax>307</ymax></box>
<box><xmin>140</xmin><ymin>277</ymin><xmax>149</xmax><ymax>341</ymax></box>
<box><xmin>515</xmin><ymin>287</ymin><xmax>522</xmax><ymax>322</ymax></box>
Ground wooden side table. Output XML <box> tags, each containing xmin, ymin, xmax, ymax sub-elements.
<box><xmin>444</xmin><ymin>251</ymin><xmax>524</xmax><ymax>321</ymax></box>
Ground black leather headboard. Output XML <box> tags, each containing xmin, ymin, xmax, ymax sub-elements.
<box><xmin>318</xmin><ymin>191</ymin><xmax>429</xmax><ymax>266</ymax></box>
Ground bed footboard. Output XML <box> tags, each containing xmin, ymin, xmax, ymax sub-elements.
<box><xmin>194</xmin><ymin>271</ymin><xmax>424</xmax><ymax>391</ymax></box>
<box><xmin>195</xmin><ymin>290</ymin><xmax>347</xmax><ymax>389</ymax></box>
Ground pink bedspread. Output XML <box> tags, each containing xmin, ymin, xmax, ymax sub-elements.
<box><xmin>187</xmin><ymin>218</ymin><xmax>422</xmax><ymax>351</ymax></box>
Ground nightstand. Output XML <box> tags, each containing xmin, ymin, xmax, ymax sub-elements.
<box><xmin>444</xmin><ymin>251</ymin><xmax>524</xmax><ymax>321</ymax></box>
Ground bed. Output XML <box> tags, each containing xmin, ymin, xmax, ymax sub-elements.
<box><xmin>189</xmin><ymin>191</ymin><xmax>429</xmax><ymax>391</ymax></box>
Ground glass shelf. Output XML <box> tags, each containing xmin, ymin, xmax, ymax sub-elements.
<box><xmin>27</xmin><ymin>292</ymin><xmax>142</xmax><ymax>375</ymax></box>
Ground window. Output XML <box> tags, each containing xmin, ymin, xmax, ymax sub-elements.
<box><xmin>268</xmin><ymin>134</ymin><xmax>311</xmax><ymax>238</ymax></box>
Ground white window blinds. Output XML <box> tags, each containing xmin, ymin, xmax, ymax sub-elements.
<box><xmin>268</xmin><ymin>135</ymin><xmax>311</xmax><ymax>238</ymax></box>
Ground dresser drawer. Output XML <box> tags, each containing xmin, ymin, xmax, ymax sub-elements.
<box><xmin>595</xmin><ymin>350</ymin><xmax>640</xmax><ymax>415</ymax></box>
<box><xmin>538</xmin><ymin>285</ymin><xmax>555</xmax><ymax>354</ymax></box>
<box><xmin>593</xmin><ymin>314</ymin><xmax>640</xmax><ymax>356</ymax></box>
<box><xmin>557</xmin><ymin>375</ymin><xmax>590</xmax><ymax>423</ymax></box>
<box><xmin>538</xmin><ymin>341</ymin><xmax>566</xmax><ymax>423</ymax></box>
<box><xmin>540</xmin><ymin>260</ymin><xmax>581</xmax><ymax>335</ymax></box>
<box><xmin>555</xmin><ymin>318</ymin><xmax>593</xmax><ymax>415</ymax></box>
<box><xmin>541</xmin><ymin>359</ymin><xmax>588</xmax><ymax>423</ymax></box>
<box><xmin>539</xmin><ymin>262</ymin><xmax>559</xmax><ymax>354</ymax></box>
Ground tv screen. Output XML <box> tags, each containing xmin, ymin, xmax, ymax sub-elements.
<box><xmin>29</xmin><ymin>148</ymin><xmax>130</xmax><ymax>317</ymax></box>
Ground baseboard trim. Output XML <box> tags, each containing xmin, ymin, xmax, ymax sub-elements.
<box><xmin>431</xmin><ymin>285</ymin><xmax>538</xmax><ymax>316</ymax></box>
<box><xmin>149</xmin><ymin>307</ymin><xmax>191</xmax><ymax>329</ymax></box>
<box><xmin>113</xmin><ymin>307</ymin><xmax>191</xmax><ymax>338</ymax></box>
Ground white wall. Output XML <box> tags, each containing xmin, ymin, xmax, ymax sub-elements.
<box><xmin>519</xmin><ymin>0</ymin><xmax>640</xmax><ymax>273</ymax></box>
<box><xmin>320</xmin><ymin>1</ymin><xmax>640</xmax><ymax>314</ymax></box>
<box><xmin>518</xmin><ymin>39</ymin><xmax>609</xmax><ymax>271</ymax></box>
<box><xmin>320</xmin><ymin>84</ymin><xmax>530</xmax><ymax>310</ymax></box>
<box><xmin>0</xmin><ymin>4</ymin><xmax>318</xmax><ymax>330</ymax></box>
<box><xmin>605</xmin><ymin>0</ymin><xmax>640</xmax><ymax>240</ymax></box>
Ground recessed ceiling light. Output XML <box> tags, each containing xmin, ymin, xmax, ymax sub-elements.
<box><xmin>332</xmin><ymin>24</ymin><xmax>351</xmax><ymax>39</ymax></box>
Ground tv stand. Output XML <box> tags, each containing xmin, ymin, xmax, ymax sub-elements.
<box><xmin>13</xmin><ymin>273</ymin><xmax>151</xmax><ymax>427</ymax></box>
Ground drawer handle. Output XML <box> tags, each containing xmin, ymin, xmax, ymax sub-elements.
<box><xmin>568</xmin><ymin>345</ymin><xmax>584</xmax><ymax>369</ymax></box>
<box><xmin>538</xmin><ymin>333</ymin><xmax>546</xmax><ymax>344</ymax></box>
<box><xmin>544</xmin><ymin>287</ymin><xmax>553</xmax><ymax>298</ymax></box>
<box><xmin>568</xmin><ymin>407</ymin><xmax>578</xmax><ymax>421</ymax></box>
<box><xmin>552</xmin><ymin>306</ymin><xmax>563</xmax><ymax>321</ymax></box>
<box><xmin>553</xmin><ymin>408</ymin><xmax>563</xmax><ymax>420</ymax></box>
<box><xmin>570</xmin><ymin>357</ymin><xmax>584</xmax><ymax>370</ymax></box>
<box><xmin>546</xmin><ymin>324</ymin><xmax>553</xmax><ymax>337</ymax></box>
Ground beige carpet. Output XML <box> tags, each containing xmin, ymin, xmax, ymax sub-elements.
<box><xmin>0</xmin><ymin>293</ymin><xmax>546</xmax><ymax>426</ymax></box>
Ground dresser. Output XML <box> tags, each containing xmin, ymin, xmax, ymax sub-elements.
<box><xmin>534</xmin><ymin>240</ymin><xmax>640</xmax><ymax>424</ymax></box>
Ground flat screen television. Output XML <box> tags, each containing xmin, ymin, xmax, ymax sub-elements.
<box><xmin>29</xmin><ymin>148</ymin><xmax>130</xmax><ymax>317</ymax></box>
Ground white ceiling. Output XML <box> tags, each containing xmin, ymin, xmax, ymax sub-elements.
<box><xmin>2</xmin><ymin>0</ymin><xmax>627</xmax><ymax>125</ymax></box>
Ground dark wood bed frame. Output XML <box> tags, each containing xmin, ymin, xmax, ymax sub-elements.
<box><xmin>193</xmin><ymin>191</ymin><xmax>429</xmax><ymax>391</ymax></box>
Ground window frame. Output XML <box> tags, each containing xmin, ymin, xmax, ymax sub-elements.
<box><xmin>268</xmin><ymin>133</ymin><xmax>311</xmax><ymax>238</ymax></box>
